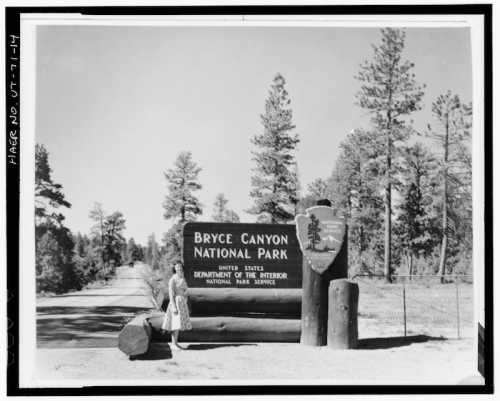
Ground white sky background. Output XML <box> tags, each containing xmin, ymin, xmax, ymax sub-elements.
<box><xmin>35</xmin><ymin>25</ymin><xmax>472</xmax><ymax>245</ymax></box>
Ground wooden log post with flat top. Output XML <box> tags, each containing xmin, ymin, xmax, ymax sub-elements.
<box><xmin>296</xmin><ymin>200</ymin><xmax>348</xmax><ymax>346</ymax></box>
<box><xmin>327</xmin><ymin>279</ymin><xmax>359</xmax><ymax>349</ymax></box>
<box><xmin>118</xmin><ymin>313</ymin><xmax>152</xmax><ymax>357</ymax></box>
<box><xmin>300</xmin><ymin>259</ymin><xmax>328</xmax><ymax>345</ymax></box>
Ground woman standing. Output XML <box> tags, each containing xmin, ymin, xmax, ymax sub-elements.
<box><xmin>161</xmin><ymin>261</ymin><xmax>192</xmax><ymax>350</ymax></box>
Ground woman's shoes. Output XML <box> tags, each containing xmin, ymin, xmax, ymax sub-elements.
<box><xmin>171</xmin><ymin>343</ymin><xmax>184</xmax><ymax>351</ymax></box>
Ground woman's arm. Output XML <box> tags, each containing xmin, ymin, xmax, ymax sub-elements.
<box><xmin>168</xmin><ymin>277</ymin><xmax>178</xmax><ymax>313</ymax></box>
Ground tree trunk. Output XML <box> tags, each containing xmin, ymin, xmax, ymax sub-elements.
<box><xmin>100</xmin><ymin>215</ymin><xmax>104</xmax><ymax>266</ymax></box>
<box><xmin>384</xmin><ymin>131</ymin><xmax>392</xmax><ymax>283</ymax></box>
<box><xmin>438</xmin><ymin>116</ymin><xmax>450</xmax><ymax>284</ymax></box>
<box><xmin>407</xmin><ymin>252</ymin><xmax>413</xmax><ymax>281</ymax></box>
<box><xmin>438</xmin><ymin>229</ymin><xmax>448</xmax><ymax>283</ymax></box>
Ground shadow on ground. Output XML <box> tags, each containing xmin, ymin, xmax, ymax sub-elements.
<box><xmin>44</xmin><ymin>294</ymin><xmax>150</xmax><ymax>298</ymax></box>
<box><xmin>357</xmin><ymin>335</ymin><xmax>446</xmax><ymax>350</ymax></box>
<box><xmin>128</xmin><ymin>343</ymin><xmax>254</xmax><ymax>360</ymax></box>
<box><xmin>131</xmin><ymin>343</ymin><xmax>173</xmax><ymax>360</ymax></box>
<box><xmin>185</xmin><ymin>343</ymin><xmax>258</xmax><ymax>350</ymax></box>
<box><xmin>37</xmin><ymin>306</ymin><xmax>151</xmax><ymax>348</ymax></box>
<box><xmin>37</xmin><ymin>305</ymin><xmax>150</xmax><ymax>316</ymax></box>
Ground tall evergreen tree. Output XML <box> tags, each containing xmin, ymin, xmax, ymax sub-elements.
<box><xmin>162</xmin><ymin>151</ymin><xmax>203</xmax><ymax>264</ymax></box>
<box><xmin>72</xmin><ymin>232</ymin><xmax>96</xmax><ymax>284</ymax></box>
<box><xmin>248</xmin><ymin>73</ymin><xmax>300</xmax><ymax>223</ymax></box>
<box><xmin>162</xmin><ymin>223</ymin><xmax>183</xmax><ymax>267</ymax></box>
<box><xmin>426</xmin><ymin>91</ymin><xmax>472</xmax><ymax>282</ymax></box>
<box><xmin>35</xmin><ymin>143</ymin><xmax>71</xmax><ymax>226</ymax></box>
<box><xmin>36</xmin><ymin>227</ymin><xmax>78</xmax><ymax>293</ymax></box>
<box><xmin>355</xmin><ymin>28</ymin><xmax>425</xmax><ymax>282</ymax></box>
<box><xmin>212</xmin><ymin>193</ymin><xmax>240</xmax><ymax>223</ymax></box>
<box><xmin>394</xmin><ymin>144</ymin><xmax>436</xmax><ymax>278</ymax></box>
<box><xmin>35</xmin><ymin>143</ymin><xmax>78</xmax><ymax>293</ymax></box>
<box><xmin>126</xmin><ymin>237</ymin><xmax>142</xmax><ymax>262</ymax></box>
<box><xmin>102</xmin><ymin>211</ymin><xmax>126</xmax><ymax>267</ymax></box>
<box><xmin>89</xmin><ymin>202</ymin><xmax>106</xmax><ymax>266</ymax></box>
<box><xmin>145</xmin><ymin>233</ymin><xmax>161</xmax><ymax>270</ymax></box>
<box><xmin>328</xmin><ymin>128</ymin><xmax>384</xmax><ymax>275</ymax></box>
<box><xmin>73</xmin><ymin>232</ymin><xmax>88</xmax><ymax>258</ymax></box>
<box><xmin>163</xmin><ymin>151</ymin><xmax>202</xmax><ymax>223</ymax></box>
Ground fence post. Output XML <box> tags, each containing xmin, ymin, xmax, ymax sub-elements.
<box><xmin>455</xmin><ymin>279</ymin><xmax>461</xmax><ymax>339</ymax></box>
<box><xmin>403</xmin><ymin>281</ymin><xmax>407</xmax><ymax>337</ymax></box>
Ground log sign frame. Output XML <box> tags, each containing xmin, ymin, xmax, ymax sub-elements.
<box><xmin>183</xmin><ymin>222</ymin><xmax>302</xmax><ymax>288</ymax></box>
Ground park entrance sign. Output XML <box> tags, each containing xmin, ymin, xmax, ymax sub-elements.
<box><xmin>183</xmin><ymin>222</ymin><xmax>302</xmax><ymax>288</ymax></box>
<box><xmin>295</xmin><ymin>206</ymin><xmax>346</xmax><ymax>274</ymax></box>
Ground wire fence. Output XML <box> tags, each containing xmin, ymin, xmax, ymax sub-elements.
<box><xmin>350</xmin><ymin>273</ymin><xmax>473</xmax><ymax>340</ymax></box>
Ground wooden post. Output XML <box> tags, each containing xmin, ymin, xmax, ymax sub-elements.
<box><xmin>327</xmin><ymin>279</ymin><xmax>358</xmax><ymax>349</ymax></box>
<box><xmin>403</xmin><ymin>282</ymin><xmax>407</xmax><ymax>337</ymax></box>
<box><xmin>300</xmin><ymin>231</ymin><xmax>348</xmax><ymax>346</ymax></box>
<box><xmin>455</xmin><ymin>280</ymin><xmax>461</xmax><ymax>339</ymax></box>
<box><xmin>299</xmin><ymin>200</ymin><xmax>348</xmax><ymax>346</ymax></box>
<box><xmin>118</xmin><ymin>314</ymin><xmax>152</xmax><ymax>357</ymax></box>
<box><xmin>300</xmin><ymin>260</ymin><xmax>329</xmax><ymax>346</ymax></box>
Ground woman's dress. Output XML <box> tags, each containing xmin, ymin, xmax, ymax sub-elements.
<box><xmin>162</xmin><ymin>275</ymin><xmax>192</xmax><ymax>331</ymax></box>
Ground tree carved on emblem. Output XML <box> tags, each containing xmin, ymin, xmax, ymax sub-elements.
<box><xmin>307</xmin><ymin>214</ymin><xmax>321</xmax><ymax>251</ymax></box>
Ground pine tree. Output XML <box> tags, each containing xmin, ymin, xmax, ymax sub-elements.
<box><xmin>328</xmin><ymin>128</ymin><xmax>384</xmax><ymax>275</ymax></box>
<box><xmin>72</xmin><ymin>233</ymin><xmax>95</xmax><ymax>284</ymax></box>
<box><xmin>162</xmin><ymin>151</ymin><xmax>203</xmax><ymax>265</ymax></box>
<box><xmin>162</xmin><ymin>222</ymin><xmax>184</xmax><ymax>268</ymax></box>
<box><xmin>73</xmin><ymin>232</ymin><xmax>87</xmax><ymax>258</ymax></box>
<box><xmin>212</xmin><ymin>193</ymin><xmax>240</xmax><ymax>223</ymax></box>
<box><xmin>248</xmin><ymin>73</ymin><xmax>300</xmax><ymax>223</ymax></box>
<box><xmin>394</xmin><ymin>144</ymin><xmax>436</xmax><ymax>278</ymax></box>
<box><xmin>36</xmin><ymin>225</ymin><xmax>79</xmax><ymax>293</ymax></box>
<box><xmin>35</xmin><ymin>143</ymin><xmax>71</xmax><ymax>226</ymax></box>
<box><xmin>163</xmin><ymin>151</ymin><xmax>202</xmax><ymax>223</ymax></box>
<box><xmin>145</xmin><ymin>233</ymin><xmax>161</xmax><ymax>270</ymax></box>
<box><xmin>426</xmin><ymin>91</ymin><xmax>472</xmax><ymax>282</ymax></box>
<box><xmin>102</xmin><ymin>211</ymin><xmax>126</xmax><ymax>267</ymax></box>
<box><xmin>89</xmin><ymin>202</ymin><xmax>106</xmax><ymax>266</ymax></box>
<box><xmin>35</xmin><ymin>143</ymin><xmax>80</xmax><ymax>293</ymax></box>
<box><xmin>126</xmin><ymin>237</ymin><xmax>141</xmax><ymax>263</ymax></box>
<box><xmin>356</xmin><ymin>28</ymin><xmax>425</xmax><ymax>283</ymax></box>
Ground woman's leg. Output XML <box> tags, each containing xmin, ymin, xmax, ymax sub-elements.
<box><xmin>171</xmin><ymin>330</ymin><xmax>180</xmax><ymax>347</ymax></box>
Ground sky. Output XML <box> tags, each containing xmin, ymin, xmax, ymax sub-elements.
<box><xmin>36</xmin><ymin>25</ymin><xmax>472</xmax><ymax>245</ymax></box>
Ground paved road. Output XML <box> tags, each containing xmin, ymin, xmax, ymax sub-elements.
<box><xmin>37</xmin><ymin>264</ymin><xmax>154</xmax><ymax>348</ymax></box>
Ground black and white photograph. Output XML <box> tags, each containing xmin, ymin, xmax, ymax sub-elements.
<box><xmin>5</xmin><ymin>4</ymin><xmax>493</xmax><ymax>395</ymax></box>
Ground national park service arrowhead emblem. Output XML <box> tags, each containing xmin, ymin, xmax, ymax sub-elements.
<box><xmin>295</xmin><ymin>206</ymin><xmax>346</xmax><ymax>274</ymax></box>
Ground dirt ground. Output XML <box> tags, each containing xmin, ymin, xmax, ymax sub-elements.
<box><xmin>36</xmin><ymin>338</ymin><xmax>478</xmax><ymax>385</ymax></box>
<box><xmin>34</xmin><ymin>265</ymin><xmax>482</xmax><ymax>386</ymax></box>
